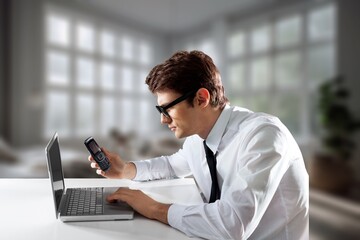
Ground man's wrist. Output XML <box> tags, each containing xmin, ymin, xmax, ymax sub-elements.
<box><xmin>152</xmin><ymin>203</ymin><xmax>171</xmax><ymax>225</ymax></box>
<box><xmin>123</xmin><ymin>162</ymin><xmax>136</xmax><ymax>179</ymax></box>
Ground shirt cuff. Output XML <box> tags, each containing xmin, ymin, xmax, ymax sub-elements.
<box><xmin>168</xmin><ymin>204</ymin><xmax>187</xmax><ymax>231</ymax></box>
<box><xmin>131</xmin><ymin>160</ymin><xmax>148</xmax><ymax>181</ymax></box>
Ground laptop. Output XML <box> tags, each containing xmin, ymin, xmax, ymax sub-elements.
<box><xmin>45</xmin><ymin>132</ymin><xmax>134</xmax><ymax>222</ymax></box>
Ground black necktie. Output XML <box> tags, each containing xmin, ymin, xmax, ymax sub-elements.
<box><xmin>203</xmin><ymin>141</ymin><xmax>221</xmax><ymax>203</ymax></box>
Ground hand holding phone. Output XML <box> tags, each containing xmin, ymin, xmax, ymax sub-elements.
<box><xmin>84</xmin><ymin>137</ymin><xmax>111</xmax><ymax>171</ymax></box>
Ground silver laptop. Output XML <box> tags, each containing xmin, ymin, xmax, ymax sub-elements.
<box><xmin>45</xmin><ymin>132</ymin><xmax>134</xmax><ymax>222</ymax></box>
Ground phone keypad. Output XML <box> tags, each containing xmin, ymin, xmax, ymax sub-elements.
<box><xmin>95</xmin><ymin>152</ymin><xmax>110</xmax><ymax>171</ymax></box>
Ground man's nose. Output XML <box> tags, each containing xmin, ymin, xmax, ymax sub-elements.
<box><xmin>160</xmin><ymin>114</ymin><xmax>171</xmax><ymax>124</ymax></box>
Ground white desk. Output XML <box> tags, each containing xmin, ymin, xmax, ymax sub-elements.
<box><xmin>0</xmin><ymin>178</ymin><xmax>203</xmax><ymax>240</ymax></box>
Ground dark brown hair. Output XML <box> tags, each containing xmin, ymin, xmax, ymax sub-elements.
<box><xmin>145</xmin><ymin>50</ymin><xmax>228</xmax><ymax>108</ymax></box>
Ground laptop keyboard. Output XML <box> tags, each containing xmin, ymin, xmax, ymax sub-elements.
<box><xmin>65</xmin><ymin>188</ymin><xmax>104</xmax><ymax>216</ymax></box>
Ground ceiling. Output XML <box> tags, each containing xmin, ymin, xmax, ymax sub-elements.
<box><xmin>82</xmin><ymin>0</ymin><xmax>274</xmax><ymax>34</ymax></box>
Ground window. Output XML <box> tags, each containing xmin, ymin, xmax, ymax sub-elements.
<box><xmin>275</xmin><ymin>51</ymin><xmax>301</xmax><ymax>87</ymax></box>
<box><xmin>75</xmin><ymin>94</ymin><xmax>95</xmax><ymax>136</ymax></box>
<box><xmin>228</xmin><ymin>31</ymin><xmax>245</xmax><ymax>57</ymax></box>
<box><xmin>250</xmin><ymin>24</ymin><xmax>271</xmax><ymax>53</ymax></box>
<box><xmin>44</xmin><ymin>7</ymin><xmax>154</xmax><ymax>138</ymax></box>
<box><xmin>308</xmin><ymin>5</ymin><xmax>335</xmax><ymax>41</ymax></box>
<box><xmin>250</xmin><ymin>57</ymin><xmax>271</xmax><ymax>89</ymax></box>
<box><xmin>101</xmin><ymin>30</ymin><xmax>116</xmax><ymax>58</ymax></box>
<box><xmin>46</xmin><ymin>14</ymin><xmax>70</xmax><ymax>46</ymax></box>
<box><xmin>45</xmin><ymin>91</ymin><xmax>70</xmax><ymax>136</ymax></box>
<box><xmin>46</xmin><ymin>50</ymin><xmax>70</xmax><ymax>85</ymax></box>
<box><xmin>226</xmin><ymin>3</ymin><xmax>336</xmax><ymax>140</ymax></box>
<box><xmin>275</xmin><ymin>15</ymin><xmax>301</xmax><ymax>48</ymax></box>
<box><xmin>76</xmin><ymin>57</ymin><xmax>95</xmax><ymax>88</ymax></box>
<box><xmin>76</xmin><ymin>23</ymin><xmax>95</xmax><ymax>52</ymax></box>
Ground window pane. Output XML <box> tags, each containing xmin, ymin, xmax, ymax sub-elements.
<box><xmin>101</xmin><ymin>97</ymin><xmax>115</xmax><ymax>136</ymax></box>
<box><xmin>250</xmin><ymin>57</ymin><xmax>271</xmax><ymax>89</ymax></box>
<box><xmin>76</xmin><ymin>57</ymin><xmax>95</xmax><ymax>88</ymax></box>
<box><xmin>121</xmin><ymin>66</ymin><xmax>133</xmax><ymax>91</ymax></box>
<box><xmin>47</xmin><ymin>14</ymin><xmax>70</xmax><ymax>46</ymax></box>
<box><xmin>100</xmin><ymin>62</ymin><xmax>115</xmax><ymax>90</ymax></box>
<box><xmin>275</xmin><ymin>15</ymin><xmax>301</xmax><ymax>48</ymax></box>
<box><xmin>275</xmin><ymin>51</ymin><xmax>301</xmax><ymax>87</ymax></box>
<box><xmin>120</xmin><ymin>99</ymin><xmax>134</xmax><ymax>132</ymax></box>
<box><xmin>228</xmin><ymin>30</ymin><xmax>245</xmax><ymax>57</ymax></box>
<box><xmin>120</xmin><ymin>36</ymin><xmax>134</xmax><ymax>61</ymax></box>
<box><xmin>101</xmin><ymin>31</ymin><xmax>115</xmax><ymax>57</ymax></box>
<box><xmin>139</xmin><ymin>41</ymin><xmax>151</xmax><ymax>65</ymax></box>
<box><xmin>250</xmin><ymin>25</ymin><xmax>271</xmax><ymax>53</ymax></box>
<box><xmin>45</xmin><ymin>91</ymin><xmax>70</xmax><ymax>136</ymax></box>
<box><xmin>47</xmin><ymin>51</ymin><xmax>69</xmax><ymax>85</ymax></box>
<box><xmin>307</xmin><ymin>45</ymin><xmax>335</xmax><ymax>87</ymax></box>
<box><xmin>76</xmin><ymin>94</ymin><xmax>95</xmax><ymax>135</ymax></box>
<box><xmin>76</xmin><ymin>23</ymin><xmax>95</xmax><ymax>52</ymax></box>
<box><xmin>308</xmin><ymin>5</ymin><xmax>335</xmax><ymax>41</ymax></box>
<box><xmin>273</xmin><ymin>93</ymin><xmax>301</xmax><ymax>135</ymax></box>
<box><xmin>228</xmin><ymin>62</ymin><xmax>245</xmax><ymax>91</ymax></box>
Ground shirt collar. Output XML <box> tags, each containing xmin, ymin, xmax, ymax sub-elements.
<box><xmin>205</xmin><ymin>105</ymin><xmax>232</xmax><ymax>154</ymax></box>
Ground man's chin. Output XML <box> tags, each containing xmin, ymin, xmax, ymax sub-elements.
<box><xmin>174</xmin><ymin>130</ymin><xmax>190</xmax><ymax>139</ymax></box>
<box><xmin>173</xmin><ymin>130</ymin><xmax>182</xmax><ymax>139</ymax></box>
<box><xmin>174</xmin><ymin>133</ymin><xmax>183</xmax><ymax>139</ymax></box>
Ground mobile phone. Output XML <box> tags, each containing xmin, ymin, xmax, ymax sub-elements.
<box><xmin>84</xmin><ymin>137</ymin><xmax>111</xmax><ymax>171</ymax></box>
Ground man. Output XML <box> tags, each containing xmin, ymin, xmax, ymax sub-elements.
<box><xmin>89</xmin><ymin>50</ymin><xmax>309</xmax><ymax>239</ymax></box>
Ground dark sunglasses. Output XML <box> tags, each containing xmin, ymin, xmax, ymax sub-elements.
<box><xmin>155</xmin><ymin>90</ymin><xmax>197</xmax><ymax>119</ymax></box>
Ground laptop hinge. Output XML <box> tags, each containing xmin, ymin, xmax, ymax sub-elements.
<box><xmin>58</xmin><ymin>190</ymin><xmax>68</xmax><ymax>218</ymax></box>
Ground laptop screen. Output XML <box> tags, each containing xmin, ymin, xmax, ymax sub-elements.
<box><xmin>45</xmin><ymin>132</ymin><xmax>65</xmax><ymax>218</ymax></box>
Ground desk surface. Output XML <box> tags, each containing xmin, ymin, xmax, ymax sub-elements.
<box><xmin>0</xmin><ymin>178</ymin><xmax>203</xmax><ymax>240</ymax></box>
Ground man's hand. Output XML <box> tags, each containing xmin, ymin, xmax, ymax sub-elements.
<box><xmin>107</xmin><ymin>188</ymin><xmax>171</xmax><ymax>225</ymax></box>
<box><xmin>88</xmin><ymin>147</ymin><xmax>136</xmax><ymax>179</ymax></box>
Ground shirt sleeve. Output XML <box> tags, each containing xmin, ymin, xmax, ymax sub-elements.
<box><xmin>132</xmin><ymin>138</ymin><xmax>192</xmax><ymax>181</ymax></box>
<box><xmin>167</xmin><ymin>125</ymin><xmax>291</xmax><ymax>240</ymax></box>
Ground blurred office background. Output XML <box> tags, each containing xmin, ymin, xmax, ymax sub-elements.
<box><xmin>0</xmin><ymin>0</ymin><xmax>359</xmax><ymax>238</ymax></box>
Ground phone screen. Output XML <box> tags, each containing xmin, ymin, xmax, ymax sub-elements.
<box><xmin>88</xmin><ymin>140</ymin><xmax>100</xmax><ymax>154</ymax></box>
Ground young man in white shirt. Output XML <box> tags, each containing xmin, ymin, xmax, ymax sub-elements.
<box><xmin>89</xmin><ymin>50</ymin><xmax>309</xmax><ymax>239</ymax></box>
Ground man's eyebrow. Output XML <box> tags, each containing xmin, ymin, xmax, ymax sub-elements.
<box><xmin>159</xmin><ymin>101</ymin><xmax>170</xmax><ymax>108</ymax></box>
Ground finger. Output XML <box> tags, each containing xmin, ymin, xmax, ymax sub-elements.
<box><xmin>107</xmin><ymin>198</ymin><xmax>117</xmax><ymax>203</ymax></box>
<box><xmin>88</xmin><ymin>155</ymin><xmax>94</xmax><ymax>162</ymax></box>
<box><xmin>106</xmin><ymin>192</ymin><xmax>116</xmax><ymax>202</ymax></box>
<box><xmin>90</xmin><ymin>162</ymin><xmax>99</xmax><ymax>169</ymax></box>
<box><xmin>106</xmin><ymin>190</ymin><xmax>122</xmax><ymax>203</ymax></box>
<box><xmin>96</xmin><ymin>169</ymin><xmax>105</xmax><ymax>176</ymax></box>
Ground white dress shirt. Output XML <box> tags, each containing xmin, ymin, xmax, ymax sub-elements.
<box><xmin>133</xmin><ymin>105</ymin><xmax>309</xmax><ymax>240</ymax></box>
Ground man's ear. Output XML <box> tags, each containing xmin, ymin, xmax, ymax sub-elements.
<box><xmin>195</xmin><ymin>88</ymin><xmax>210</xmax><ymax>108</ymax></box>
